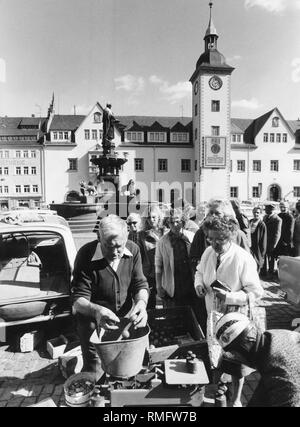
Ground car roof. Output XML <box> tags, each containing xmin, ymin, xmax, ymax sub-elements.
<box><xmin>0</xmin><ymin>212</ymin><xmax>70</xmax><ymax>233</ymax></box>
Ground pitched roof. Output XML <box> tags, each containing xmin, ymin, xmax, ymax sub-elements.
<box><xmin>231</xmin><ymin>118</ymin><xmax>253</xmax><ymax>133</ymax></box>
<box><xmin>171</xmin><ymin>121</ymin><xmax>189</xmax><ymax>132</ymax></box>
<box><xmin>49</xmin><ymin>115</ymin><xmax>85</xmax><ymax>131</ymax></box>
<box><xmin>117</xmin><ymin>116</ymin><xmax>192</xmax><ymax>131</ymax></box>
<box><xmin>0</xmin><ymin>128</ymin><xmax>39</xmax><ymax>136</ymax></box>
<box><xmin>288</xmin><ymin>120</ymin><xmax>300</xmax><ymax>134</ymax></box>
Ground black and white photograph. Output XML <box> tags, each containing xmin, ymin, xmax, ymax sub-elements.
<box><xmin>0</xmin><ymin>0</ymin><xmax>300</xmax><ymax>409</ymax></box>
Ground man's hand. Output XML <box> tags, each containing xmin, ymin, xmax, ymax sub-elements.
<box><xmin>94</xmin><ymin>306</ymin><xmax>120</xmax><ymax>330</ymax></box>
<box><xmin>129</xmin><ymin>300</ymin><xmax>148</xmax><ymax>329</ymax></box>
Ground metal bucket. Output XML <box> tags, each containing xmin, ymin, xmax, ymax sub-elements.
<box><xmin>90</xmin><ymin>324</ymin><xmax>150</xmax><ymax>378</ymax></box>
<box><xmin>64</xmin><ymin>372</ymin><xmax>95</xmax><ymax>407</ymax></box>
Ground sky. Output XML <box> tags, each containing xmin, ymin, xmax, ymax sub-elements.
<box><xmin>0</xmin><ymin>0</ymin><xmax>300</xmax><ymax>120</ymax></box>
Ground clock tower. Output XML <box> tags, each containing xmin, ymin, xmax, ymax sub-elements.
<box><xmin>190</xmin><ymin>2</ymin><xmax>234</xmax><ymax>204</ymax></box>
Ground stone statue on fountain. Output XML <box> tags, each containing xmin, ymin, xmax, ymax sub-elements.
<box><xmin>102</xmin><ymin>103</ymin><xmax>119</xmax><ymax>156</ymax></box>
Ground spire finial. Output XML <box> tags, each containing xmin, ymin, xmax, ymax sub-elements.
<box><xmin>209</xmin><ymin>2</ymin><xmax>213</xmax><ymax>21</ymax></box>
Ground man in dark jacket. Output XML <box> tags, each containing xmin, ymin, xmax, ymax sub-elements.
<box><xmin>274</xmin><ymin>201</ymin><xmax>294</xmax><ymax>257</ymax></box>
<box><xmin>250</xmin><ymin>206</ymin><xmax>267</xmax><ymax>273</ymax></box>
<box><xmin>72</xmin><ymin>215</ymin><xmax>149</xmax><ymax>380</ymax></box>
<box><xmin>216</xmin><ymin>312</ymin><xmax>300</xmax><ymax>407</ymax></box>
<box><xmin>262</xmin><ymin>204</ymin><xmax>282</xmax><ymax>277</ymax></box>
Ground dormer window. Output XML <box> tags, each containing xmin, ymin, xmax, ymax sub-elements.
<box><xmin>94</xmin><ymin>112</ymin><xmax>101</xmax><ymax>123</ymax></box>
<box><xmin>272</xmin><ymin>117</ymin><xmax>279</xmax><ymax>127</ymax></box>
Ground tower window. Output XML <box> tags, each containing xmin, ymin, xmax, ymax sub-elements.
<box><xmin>195</xmin><ymin>104</ymin><xmax>198</xmax><ymax>116</ymax></box>
<box><xmin>211</xmin><ymin>100</ymin><xmax>220</xmax><ymax>112</ymax></box>
<box><xmin>195</xmin><ymin>128</ymin><xmax>198</xmax><ymax>141</ymax></box>
<box><xmin>211</xmin><ymin>126</ymin><xmax>220</xmax><ymax>136</ymax></box>
<box><xmin>272</xmin><ymin>117</ymin><xmax>279</xmax><ymax>127</ymax></box>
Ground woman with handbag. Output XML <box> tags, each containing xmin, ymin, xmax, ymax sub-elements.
<box><xmin>194</xmin><ymin>215</ymin><xmax>264</xmax><ymax>407</ymax></box>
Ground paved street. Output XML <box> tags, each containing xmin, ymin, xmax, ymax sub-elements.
<box><xmin>0</xmin><ymin>277</ymin><xmax>300</xmax><ymax>407</ymax></box>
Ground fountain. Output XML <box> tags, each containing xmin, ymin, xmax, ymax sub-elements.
<box><xmin>50</xmin><ymin>104</ymin><xmax>129</xmax><ymax>223</ymax></box>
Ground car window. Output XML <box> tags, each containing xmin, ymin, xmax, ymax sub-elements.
<box><xmin>0</xmin><ymin>231</ymin><xmax>70</xmax><ymax>305</ymax></box>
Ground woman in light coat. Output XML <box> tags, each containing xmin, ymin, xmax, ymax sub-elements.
<box><xmin>194</xmin><ymin>215</ymin><xmax>264</xmax><ymax>407</ymax></box>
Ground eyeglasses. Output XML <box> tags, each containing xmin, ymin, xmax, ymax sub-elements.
<box><xmin>207</xmin><ymin>237</ymin><xmax>229</xmax><ymax>244</ymax></box>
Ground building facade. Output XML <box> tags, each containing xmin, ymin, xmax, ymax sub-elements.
<box><xmin>0</xmin><ymin>117</ymin><xmax>45</xmax><ymax>210</ymax></box>
<box><xmin>1</xmin><ymin>5</ymin><xmax>300</xmax><ymax>211</ymax></box>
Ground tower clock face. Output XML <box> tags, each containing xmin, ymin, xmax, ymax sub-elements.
<box><xmin>209</xmin><ymin>75</ymin><xmax>223</xmax><ymax>91</ymax></box>
<box><xmin>194</xmin><ymin>81</ymin><xmax>199</xmax><ymax>95</ymax></box>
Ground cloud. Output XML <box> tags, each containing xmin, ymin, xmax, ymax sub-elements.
<box><xmin>115</xmin><ymin>74</ymin><xmax>145</xmax><ymax>93</ymax></box>
<box><xmin>114</xmin><ymin>74</ymin><xmax>145</xmax><ymax>106</ymax></box>
<box><xmin>291</xmin><ymin>58</ymin><xmax>300</xmax><ymax>83</ymax></box>
<box><xmin>0</xmin><ymin>58</ymin><xmax>6</xmax><ymax>83</ymax></box>
<box><xmin>149</xmin><ymin>75</ymin><xmax>164</xmax><ymax>85</ymax></box>
<box><xmin>232</xmin><ymin>97</ymin><xmax>263</xmax><ymax>109</ymax></box>
<box><xmin>149</xmin><ymin>75</ymin><xmax>191</xmax><ymax>104</ymax></box>
<box><xmin>244</xmin><ymin>0</ymin><xmax>300</xmax><ymax>13</ymax></box>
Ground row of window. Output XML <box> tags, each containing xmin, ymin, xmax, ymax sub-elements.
<box><xmin>53</xmin><ymin>131</ymin><xmax>69</xmax><ymax>140</ymax></box>
<box><xmin>135</xmin><ymin>158</ymin><xmax>191</xmax><ymax>173</ymax></box>
<box><xmin>0</xmin><ymin>136</ymin><xmax>37</xmax><ymax>141</ymax></box>
<box><xmin>0</xmin><ymin>166</ymin><xmax>37</xmax><ymax>175</ymax></box>
<box><xmin>84</xmin><ymin>130</ymin><xmax>103</xmax><ymax>140</ymax></box>
<box><xmin>230</xmin><ymin>186</ymin><xmax>300</xmax><ymax>199</ymax></box>
<box><xmin>0</xmin><ymin>185</ymin><xmax>39</xmax><ymax>194</ymax></box>
<box><xmin>69</xmin><ymin>158</ymin><xmax>192</xmax><ymax>173</ymax></box>
<box><xmin>15</xmin><ymin>166</ymin><xmax>37</xmax><ymax>175</ymax></box>
<box><xmin>0</xmin><ymin>150</ymin><xmax>37</xmax><ymax>159</ymax></box>
<box><xmin>125</xmin><ymin>132</ymin><xmax>189</xmax><ymax>143</ymax></box>
<box><xmin>233</xmin><ymin>159</ymin><xmax>300</xmax><ymax>172</ymax></box>
<box><xmin>263</xmin><ymin>133</ymin><xmax>288</xmax><ymax>143</ymax></box>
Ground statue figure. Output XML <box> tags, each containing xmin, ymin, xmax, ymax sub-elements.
<box><xmin>102</xmin><ymin>103</ymin><xmax>118</xmax><ymax>154</ymax></box>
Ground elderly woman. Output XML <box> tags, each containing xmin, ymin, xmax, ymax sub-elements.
<box><xmin>155</xmin><ymin>208</ymin><xmax>198</xmax><ymax>314</ymax></box>
<box><xmin>189</xmin><ymin>199</ymin><xmax>251</xmax><ymax>334</ymax></box>
<box><xmin>138</xmin><ymin>205</ymin><xmax>164</xmax><ymax>309</ymax></box>
<box><xmin>72</xmin><ymin>214</ymin><xmax>149</xmax><ymax>380</ymax></box>
<box><xmin>194</xmin><ymin>215</ymin><xmax>264</xmax><ymax>407</ymax></box>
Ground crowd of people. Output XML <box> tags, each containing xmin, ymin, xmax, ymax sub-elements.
<box><xmin>71</xmin><ymin>197</ymin><xmax>300</xmax><ymax>407</ymax></box>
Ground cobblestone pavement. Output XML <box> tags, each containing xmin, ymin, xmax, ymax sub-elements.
<box><xmin>0</xmin><ymin>278</ymin><xmax>300</xmax><ymax>408</ymax></box>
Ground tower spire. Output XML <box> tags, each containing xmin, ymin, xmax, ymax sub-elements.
<box><xmin>205</xmin><ymin>1</ymin><xmax>218</xmax><ymax>39</ymax></box>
